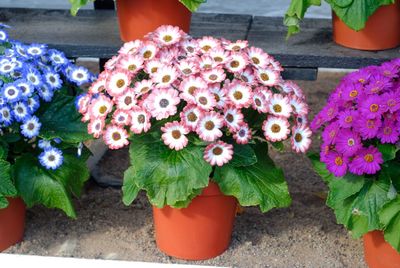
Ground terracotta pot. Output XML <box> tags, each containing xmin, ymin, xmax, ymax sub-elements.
<box><xmin>115</xmin><ymin>0</ymin><xmax>192</xmax><ymax>42</ymax></box>
<box><xmin>364</xmin><ymin>231</ymin><xmax>400</xmax><ymax>268</ymax></box>
<box><xmin>152</xmin><ymin>181</ymin><xmax>237</xmax><ymax>260</ymax></box>
<box><xmin>332</xmin><ymin>1</ymin><xmax>400</xmax><ymax>50</ymax></box>
<box><xmin>0</xmin><ymin>198</ymin><xmax>26</xmax><ymax>251</ymax></box>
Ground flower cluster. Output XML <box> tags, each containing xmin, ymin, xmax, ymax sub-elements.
<box><xmin>311</xmin><ymin>59</ymin><xmax>400</xmax><ymax>176</ymax></box>
<box><xmin>78</xmin><ymin>25</ymin><xmax>311</xmax><ymax>166</ymax></box>
<box><xmin>0</xmin><ymin>25</ymin><xmax>93</xmax><ymax>169</ymax></box>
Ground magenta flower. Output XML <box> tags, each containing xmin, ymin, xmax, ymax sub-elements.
<box><xmin>377</xmin><ymin>119</ymin><xmax>399</xmax><ymax>144</ymax></box>
<box><xmin>381</xmin><ymin>91</ymin><xmax>400</xmax><ymax>113</ymax></box>
<box><xmin>338</xmin><ymin>110</ymin><xmax>357</xmax><ymax>129</ymax></box>
<box><xmin>321</xmin><ymin>121</ymin><xmax>340</xmax><ymax>145</ymax></box>
<box><xmin>325</xmin><ymin>151</ymin><xmax>348</xmax><ymax>177</ymax></box>
<box><xmin>335</xmin><ymin>129</ymin><xmax>362</xmax><ymax>157</ymax></box>
<box><xmin>358</xmin><ymin>95</ymin><xmax>383</xmax><ymax>119</ymax></box>
<box><xmin>355</xmin><ymin>117</ymin><xmax>382</xmax><ymax>140</ymax></box>
<box><xmin>348</xmin><ymin>146</ymin><xmax>383</xmax><ymax>175</ymax></box>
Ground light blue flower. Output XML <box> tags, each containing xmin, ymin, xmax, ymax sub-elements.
<box><xmin>25</xmin><ymin>68</ymin><xmax>42</xmax><ymax>87</ymax></box>
<box><xmin>20</xmin><ymin>115</ymin><xmax>41</xmax><ymax>138</ymax></box>
<box><xmin>26</xmin><ymin>44</ymin><xmax>46</xmax><ymax>57</ymax></box>
<box><xmin>39</xmin><ymin>147</ymin><xmax>63</xmax><ymax>170</ymax></box>
<box><xmin>38</xmin><ymin>84</ymin><xmax>54</xmax><ymax>102</ymax></box>
<box><xmin>2</xmin><ymin>83</ymin><xmax>21</xmax><ymax>103</ymax></box>
<box><xmin>48</xmin><ymin>49</ymin><xmax>68</xmax><ymax>66</ymax></box>
<box><xmin>27</xmin><ymin>95</ymin><xmax>40</xmax><ymax>113</ymax></box>
<box><xmin>43</xmin><ymin>70</ymin><xmax>62</xmax><ymax>90</ymax></box>
<box><xmin>12</xmin><ymin>101</ymin><xmax>30</xmax><ymax>122</ymax></box>
<box><xmin>15</xmin><ymin>79</ymin><xmax>34</xmax><ymax>99</ymax></box>
<box><xmin>68</xmin><ymin>66</ymin><xmax>91</xmax><ymax>86</ymax></box>
<box><xmin>0</xmin><ymin>106</ymin><xmax>13</xmax><ymax>126</ymax></box>
<box><xmin>38</xmin><ymin>139</ymin><xmax>52</xmax><ymax>150</ymax></box>
<box><xmin>0</xmin><ymin>30</ymin><xmax>8</xmax><ymax>41</ymax></box>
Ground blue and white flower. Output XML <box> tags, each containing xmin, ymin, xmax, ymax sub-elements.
<box><xmin>0</xmin><ymin>30</ymin><xmax>7</xmax><ymax>41</ymax></box>
<box><xmin>27</xmin><ymin>44</ymin><xmax>46</xmax><ymax>57</ymax></box>
<box><xmin>38</xmin><ymin>84</ymin><xmax>54</xmax><ymax>102</ymax></box>
<box><xmin>39</xmin><ymin>147</ymin><xmax>63</xmax><ymax>170</ymax></box>
<box><xmin>2</xmin><ymin>83</ymin><xmax>21</xmax><ymax>103</ymax></box>
<box><xmin>26</xmin><ymin>68</ymin><xmax>42</xmax><ymax>87</ymax></box>
<box><xmin>0</xmin><ymin>106</ymin><xmax>12</xmax><ymax>126</ymax></box>
<box><xmin>20</xmin><ymin>115</ymin><xmax>41</xmax><ymax>138</ymax></box>
<box><xmin>12</xmin><ymin>101</ymin><xmax>30</xmax><ymax>122</ymax></box>
<box><xmin>27</xmin><ymin>96</ymin><xmax>40</xmax><ymax>113</ymax></box>
<box><xmin>48</xmin><ymin>49</ymin><xmax>68</xmax><ymax>66</ymax></box>
<box><xmin>43</xmin><ymin>71</ymin><xmax>62</xmax><ymax>90</ymax></box>
<box><xmin>16</xmin><ymin>79</ymin><xmax>33</xmax><ymax>98</ymax></box>
<box><xmin>69</xmin><ymin>66</ymin><xmax>91</xmax><ymax>86</ymax></box>
<box><xmin>38</xmin><ymin>139</ymin><xmax>52</xmax><ymax>149</ymax></box>
<box><xmin>0</xmin><ymin>60</ymin><xmax>16</xmax><ymax>74</ymax></box>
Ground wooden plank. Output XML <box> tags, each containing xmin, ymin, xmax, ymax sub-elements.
<box><xmin>1</xmin><ymin>8</ymin><xmax>252</xmax><ymax>58</ymax></box>
<box><xmin>282</xmin><ymin>67</ymin><xmax>318</xmax><ymax>81</ymax></box>
<box><xmin>247</xmin><ymin>16</ymin><xmax>399</xmax><ymax>69</ymax></box>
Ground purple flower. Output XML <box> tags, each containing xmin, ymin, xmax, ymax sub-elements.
<box><xmin>325</xmin><ymin>151</ymin><xmax>348</xmax><ymax>177</ymax></box>
<box><xmin>321</xmin><ymin>120</ymin><xmax>340</xmax><ymax>145</ymax></box>
<box><xmin>335</xmin><ymin>129</ymin><xmax>362</xmax><ymax>157</ymax></box>
<box><xmin>380</xmin><ymin>62</ymin><xmax>399</xmax><ymax>78</ymax></box>
<box><xmin>348</xmin><ymin>146</ymin><xmax>383</xmax><ymax>175</ymax></box>
<box><xmin>342</xmin><ymin>82</ymin><xmax>362</xmax><ymax>102</ymax></box>
<box><xmin>355</xmin><ymin>117</ymin><xmax>382</xmax><ymax>140</ymax></box>
<box><xmin>358</xmin><ymin>95</ymin><xmax>383</xmax><ymax>119</ymax></box>
<box><xmin>338</xmin><ymin>110</ymin><xmax>358</xmax><ymax>128</ymax></box>
<box><xmin>364</xmin><ymin>74</ymin><xmax>392</xmax><ymax>95</ymax></box>
<box><xmin>377</xmin><ymin>119</ymin><xmax>399</xmax><ymax>144</ymax></box>
<box><xmin>381</xmin><ymin>91</ymin><xmax>400</xmax><ymax>113</ymax></box>
<box><xmin>320</xmin><ymin>102</ymin><xmax>339</xmax><ymax>122</ymax></box>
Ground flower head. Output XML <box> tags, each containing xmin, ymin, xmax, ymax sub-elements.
<box><xmin>204</xmin><ymin>141</ymin><xmax>233</xmax><ymax>166</ymax></box>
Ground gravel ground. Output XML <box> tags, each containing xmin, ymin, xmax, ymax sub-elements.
<box><xmin>5</xmin><ymin>69</ymin><xmax>367</xmax><ymax>268</ymax></box>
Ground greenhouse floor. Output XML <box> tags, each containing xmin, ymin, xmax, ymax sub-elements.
<box><xmin>5</xmin><ymin>69</ymin><xmax>366</xmax><ymax>268</ymax></box>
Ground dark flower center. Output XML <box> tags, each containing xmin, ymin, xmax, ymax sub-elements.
<box><xmin>159</xmin><ymin>99</ymin><xmax>169</xmax><ymax>108</ymax></box>
<box><xmin>271</xmin><ymin>124</ymin><xmax>281</xmax><ymax>133</ymax></box>
<box><xmin>171</xmin><ymin>130</ymin><xmax>181</xmax><ymax>139</ymax></box>
<box><xmin>205</xmin><ymin>121</ymin><xmax>215</xmax><ymax>130</ymax></box>
<box><xmin>212</xmin><ymin>146</ymin><xmax>223</xmax><ymax>155</ymax></box>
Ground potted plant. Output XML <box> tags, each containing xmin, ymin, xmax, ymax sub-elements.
<box><xmin>284</xmin><ymin>0</ymin><xmax>400</xmax><ymax>50</ymax></box>
<box><xmin>309</xmin><ymin>58</ymin><xmax>400</xmax><ymax>267</ymax></box>
<box><xmin>69</xmin><ymin>0</ymin><xmax>206</xmax><ymax>41</ymax></box>
<box><xmin>0</xmin><ymin>25</ymin><xmax>93</xmax><ymax>251</ymax></box>
<box><xmin>77</xmin><ymin>24</ymin><xmax>313</xmax><ymax>260</ymax></box>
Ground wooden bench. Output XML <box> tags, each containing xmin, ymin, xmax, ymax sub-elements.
<box><xmin>0</xmin><ymin>7</ymin><xmax>398</xmax><ymax>81</ymax></box>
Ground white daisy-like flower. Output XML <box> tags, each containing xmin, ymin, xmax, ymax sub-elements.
<box><xmin>225</xmin><ymin>40</ymin><xmax>248</xmax><ymax>52</ymax></box>
<box><xmin>262</xmin><ymin>116</ymin><xmax>290</xmax><ymax>142</ymax></box>
<box><xmin>225</xmin><ymin>53</ymin><xmax>248</xmax><ymax>73</ymax></box>
<box><xmin>247</xmin><ymin>47</ymin><xmax>270</xmax><ymax>69</ymax></box>
<box><xmin>291</xmin><ymin>125</ymin><xmax>312</xmax><ymax>153</ymax></box>
<box><xmin>145</xmin><ymin>59</ymin><xmax>163</xmax><ymax>75</ymax></box>
<box><xmin>198</xmin><ymin>36</ymin><xmax>220</xmax><ymax>53</ymax></box>
<box><xmin>269</xmin><ymin>94</ymin><xmax>293</xmax><ymax>118</ymax></box>
<box><xmin>196</xmin><ymin>111</ymin><xmax>224</xmax><ymax>142</ymax></box>
<box><xmin>199</xmin><ymin>55</ymin><xmax>217</xmax><ymax>70</ymax></box>
<box><xmin>202</xmin><ymin>67</ymin><xmax>226</xmax><ymax>84</ymax></box>
<box><xmin>140</xmin><ymin>41</ymin><xmax>158</xmax><ymax>60</ymax></box>
<box><xmin>226</xmin><ymin>81</ymin><xmax>252</xmax><ymax>108</ymax></box>
<box><xmin>204</xmin><ymin>141</ymin><xmax>233</xmax><ymax>166</ymax></box>
<box><xmin>2</xmin><ymin>83</ymin><xmax>20</xmax><ymax>102</ymax></box>
<box><xmin>258</xmin><ymin>87</ymin><xmax>273</xmax><ymax>102</ymax></box>
<box><xmin>276</xmin><ymin>81</ymin><xmax>293</xmax><ymax>94</ymax></box>
<box><xmin>181</xmin><ymin>39</ymin><xmax>199</xmax><ymax>55</ymax></box>
<box><xmin>116</xmin><ymin>90</ymin><xmax>137</xmax><ymax>110</ymax></box>
<box><xmin>233</xmin><ymin>123</ymin><xmax>252</xmax><ymax>144</ymax></box>
<box><xmin>39</xmin><ymin>147</ymin><xmax>63</xmax><ymax>170</ymax></box>
<box><xmin>130</xmin><ymin>106</ymin><xmax>151</xmax><ymax>134</ymax></box>
<box><xmin>194</xmin><ymin>88</ymin><xmax>217</xmax><ymax>110</ymax></box>
<box><xmin>118</xmin><ymin>40</ymin><xmax>143</xmax><ymax>55</ymax></box>
<box><xmin>179</xmin><ymin>76</ymin><xmax>207</xmax><ymax>103</ymax></box>
<box><xmin>209</xmin><ymin>48</ymin><xmax>231</xmax><ymax>65</ymax></box>
<box><xmin>117</xmin><ymin>54</ymin><xmax>144</xmax><ymax>74</ymax></box>
<box><xmin>238</xmin><ymin>67</ymin><xmax>256</xmax><ymax>85</ymax></box>
<box><xmin>209</xmin><ymin>84</ymin><xmax>227</xmax><ymax>109</ymax></box>
<box><xmin>268</xmin><ymin>57</ymin><xmax>284</xmax><ymax>72</ymax></box>
<box><xmin>290</xmin><ymin>95</ymin><xmax>309</xmax><ymax>116</ymax></box>
<box><xmin>106</xmin><ymin>70</ymin><xmax>131</xmax><ymax>97</ymax></box>
<box><xmin>88</xmin><ymin>118</ymin><xmax>105</xmax><ymax>138</ymax></box>
<box><xmin>152</xmin><ymin>65</ymin><xmax>178</xmax><ymax>88</ymax></box>
<box><xmin>103</xmin><ymin>125</ymin><xmax>129</xmax><ymax>150</ymax></box>
<box><xmin>20</xmin><ymin>116</ymin><xmax>41</xmax><ymax>138</ymax></box>
<box><xmin>256</xmin><ymin>68</ymin><xmax>281</xmax><ymax>86</ymax></box>
<box><xmin>133</xmin><ymin>79</ymin><xmax>153</xmax><ymax>95</ymax></box>
<box><xmin>112</xmin><ymin>109</ymin><xmax>131</xmax><ymax>126</ymax></box>
<box><xmin>177</xmin><ymin>60</ymin><xmax>199</xmax><ymax>77</ymax></box>
<box><xmin>180</xmin><ymin>105</ymin><xmax>203</xmax><ymax>131</ymax></box>
<box><xmin>252</xmin><ymin>90</ymin><xmax>268</xmax><ymax>113</ymax></box>
<box><xmin>161</xmin><ymin>121</ymin><xmax>189</xmax><ymax>150</ymax></box>
<box><xmin>88</xmin><ymin>79</ymin><xmax>106</xmax><ymax>94</ymax></box>
<box><xmin>224</xmin><ymin>106</ymin><xmax>244</xmax><ymax>131</ymax></box>
<box><xmin>89</xmin><ymin>95</ymin><xmax>113</xmax><ymax>118</ymax></box>
<box><xmin>144</xmin><ymin>88</ymin><xmax>180</xmax><ymax>120</ymax></box>
<box><xmin>154</xmin><ymin>25</ymin><xmax>182</xmax><ymax>46</ymax></box>
<box><xmin>104</xmin><ymin>55</ymin><xmax>120</xmax><ymax>71</ymax></box>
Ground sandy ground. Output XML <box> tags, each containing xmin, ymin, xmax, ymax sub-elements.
<box><xmin>5</xmin><ymin>68</ymin><xmax>367</xmax><ymax>267</ymax></box>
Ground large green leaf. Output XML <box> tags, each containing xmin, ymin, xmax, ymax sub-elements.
<box><xmin>327</xmin><ymin>174</ymin><xmax>391</xmax><ymax>238</ymax></box>
<box><xmin>379</xmin><ymin>195</ymin><xmax>400</xmax><ymax>252</ymax></box>
<box><xmin>284</xmin><ymin>0</ymin><xmax>322</xmax><ymax>38</ymax></box>
<box><xmin>308</xmin><ymin>153</ymin><xmax>337</xmax><ymax>184</ymax></box>
<box><xmin>0</xmin><ymin>159</ymin><xmax>17</xmax><ymax>209</ymax></box>
<box><xmin>69</xmin><ymin>0</ymin><xmax>90</xmax><ymax>16</ymax></box>
<box><xmin>214</xmin><ymin>142</ymin><xmax>291</xmax><ymax>212</ymax></box>
<box><xmin>326</xmin><ymin>0</ymin><xmax>395</xmax><ymax>31</ymax></box>
<box><xmin>377</xmin><ymin>143</ymin><xmax>399</xmax><ymax>162</ymax></box>
<box><xmin>230</xmin><ymin>144</ymin><xmax>257</xmax><ymax>167</ymax></box>
<box><xmin>13</xmin><ymin>152</ymin><xmax>90</xmax><ymax>218</ymax></box>
<box><xmin>122</xmin><ymin>134</ymin><xmax>212</xmax><ymax>208</ymax></box>
<box><xmin>37</xmin><ymin>92</ymin><xmax>91</xmax><ymax>143</ymax></box>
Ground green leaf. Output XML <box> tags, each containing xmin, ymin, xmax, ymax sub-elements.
<box><xmin>69</xmin><ymin>0</ymin><xmax>90</xmax><ymax>16</ymax></box>
<box><xmin>379</xmin><ymin>195</ymin><xmax>400</xmax><ymax>252</ymax></box>
<box><xmin>122</xmin><ymin>134</ymin><xmax>212</xmax><ymax>208</ymax></box>
<box><xmin>326</xmin><ymin>0</ymin><xmax>395</xmax><ymax>31</ymax></box>
<box><xmin>377</xmin><ymin>143</ymin><xmax>398</xmax><ymax>162</ymax></box>
<box><xmin>0</xmin><ymin>159</ymin><xmax>17</xmax><ymax>197</ymax></box>
<box><xmin>284</xmin><ymin>0</ymin><xmax>322</xmax><ymax>38</ymax></box>
<box><xmin>0</xmin><ymin>140</ymin><xmax>8</xmax><ymax>159</ymax></box>
<box><xmin>214</xmin><ymin>143</ymin><xmax>291</xmax><ymax>212</ymax></box>
<box><xmin>37</xmin><ymin>92</ymin><xmax>92</xmax><ymax>143</ymax></box>
<box><xmin>382</xmin><ymin>161</ymin><xmax>400</xmax><ymax>192</ymax></box>
<box><xmin>13</xmin><ymin>153</ymin><xmax>90</xmax><ymax>218</ymax></box>
<box><xmin>271</xmin><ymin>141</ymin><xmax>284</xmax><ymax>152</ymax></box>
<box><xmin>179</xmin><ymin>0</ymin><xmax>206</xmax><ymax>12</ymax></box>
<box><xmin>230</xmin><ymin>144</ymin><xmax>257</xmax><ymax>167</ymax></box>
<box><xmin>308</xmin><ymin>153</ymin><xmax>337</xmax><ymax>184</ymax></box>
<box><xmin>327</xmin><ymin>175</ymin><xmax>391</xmax><ymax>238</ymax></box>
<box><xmin>0</xmin><ymin>195</ymin><xmax>9</xmax><ymax>209</ymax></box>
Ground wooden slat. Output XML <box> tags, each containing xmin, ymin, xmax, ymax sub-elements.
<box><xmin>247</xmin><ymin>16</ymin><xmax>399</xmax><ymax>69</ymax></box>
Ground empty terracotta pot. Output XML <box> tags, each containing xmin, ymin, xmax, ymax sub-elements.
<box><xmin>364</xmin><ymin>231</ymin><xmax>400</xmax><ymax>268</ymax></box>
<box><xmin>332</xmin><ymin>1</ymin><xmax>400</xmax><ymax>50</ymax></box>
<box><xmin>0</xmin><ymin>198</ymin><xmax>26</xmax><ymax>252</ymax></box>
<box><xmin>153</xmin><ymin>181</ymin><xmax>237</xmax><ymax>260</ymax></box>
<box><xmin>115</xmin><ymin>0</ymin><xmax>192</xmax><ymax>42</ymax></box>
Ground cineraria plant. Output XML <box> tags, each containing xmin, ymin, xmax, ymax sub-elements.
<box><xmin>284</xmin><ymin>0</ymin><xmax>396</xmax><ymax>37</ymax></box>
<box><xmin>77</xmin><ymin>25</ymin><xmax>312</xmax><ymax>211</ymax></box>
<box><xmin>0</xmin><ymin>25</ymin><xmax>94</xmax><ymax>217</ymax></box>
<box><xmin>310</xmin><ymin>59</ymin><xmax>400</xmax><ymax>252</ymax></box>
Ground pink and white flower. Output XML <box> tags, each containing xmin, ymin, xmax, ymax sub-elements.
<box><xmin>225</xmin><ymin>53</ymin><xmax>248</xmax><ymax>73</ymax></box>
<box><xmin>180</xmin><ymin>105</ymin><xmax>203</xmax><ymax>131</ymax></box>
<box><xmin>119</xmin><ymin>40</ymin><xmax>143</xmax><ymax>55</ymax></box>
<box><xmin>179</xmin><ymin>76</ymin><xmax>207</xmax><ymax>103</ymax></box>
<box><xmin>103</xmin><ymin>125</ymin><xmax>129</xmax><ymax>150</ymax></box>
<box><xmin>145</xmin><ymin>59</ymin><xmax>163</xmax><ymax>75</ymax></box>
<box><xmin>194</xmin><ymin>88</ymin><xmax>216</xmax><ymax>110</ymax></box>
<box><xmin>89</xmin><ymin>95</ymin><xmax>113</xmax><ymax>118</ymax></box>
<box><xmin>145</xmin><ymin>88</ymin><xmax>180</xmax><ymax>120</ymax></box>
<box><xmin>256</xmin><ymin>68</ymin><xmax>281</xmax><ymax>86</ymax></box>
<box><xmin>154</xmin><ymin>25</ymin><xmax>182</xmax><ymax>46</ymax></box>
<box><xmin>88</xmin><ymin>118</ymin><xmax>105</xmax><ymax>138</ymax></box>
<box><xmin>238</xmin><ymin>67</ymin><xmax>257</xmax><ymax>85</ymax></box>
<box><xmin>204</xmin><ymin>141</ymin><xmax>233</xmax><ymax>166</ymax></box>
<box><xmin>269</xmin><ymin>94</ymin><xmax>293</xmax><ymax>118</ymax></box>
<box><xmin>112</xmin><ymin>109</ymin><xmax>131</xmax><ymax>126</ymax></box>
<box><xmin>161</xmin><ymin>121</ymin><xmax>189</xmax><ymax>150</ymax></box>
<box><xmin>263</xmin><ymin>116</ymin><xmax>290</xmax><ymax>142</ymax></box>
<box><xmin>247</xmin><ymin>47</ymin><xmax>270</xmax><ymax>68</ymax></box>
<box><xmin>224</xmin><ymin>106</ymin><xmax>244</xmax><ymax>131</ymax></box>
<box><xmin>196</xmin><ymin>111</ymin><xmax>224</xmax><ymax>142</ymax></box>
<box><xmin>233</xmin><ymin>123</ymin><xmax>252</xmax><ymax>144</ymax></box>
<box><xmin>226</xmin><ymin>81</ymin><xmax>252</xmax><ymax>108</ymax></box>
<box><xmin>177</xmin><ymin>60</ymin><xmax>199</xmax><ymax>77</ymax></box>
<box><xmin>202</xmin><ymin>67</ymin><xmax>226</xmax><ymax>84</ymax></box>
<box><xmin>290</xmin><ymin>95</ymin><xmax>309</xmax><ymax>116</ymax></box>
<box><xmin>106</xmin><ymin>70</ymin><xmax>131</xmax><ymax>97</ymax></box>
<box><xmin>291</xmin><ymin>125</ymin><xmax>312</xmax><ymax>153</ymax></box>
<box><xmin>116</xmin><ymin>90</ymin><xmax>137</xmax><ymax>110</ymax></box>
<box><xmin>88</xmin><ymin>79</ymin><xmax>105</xmax><ymax>94</ymax></box>
<box><xmin>139</xmin><ymin>41</ymin><xmax>158</xmax><ymax>60</ymax></box>
<box><xmin>152</xmin><ymin>65</ymin><xmax>178</xmax><ymax>88</ymax></box>
<box><xmin>181</xmin><ymin>39</ymin><xmax>199</xmax><ymax>55</ymax></box>
<box><xmin>209</xmin><ymin>84</ymin><xmax>227</xmax><ymax>109</ymax></box>
<box><xmin>130</xmin><ymin>106</ymin><xmax>151</xmax><ymax>134</ymax></box>
<box><xmin>117</xmin><ymin>54</ymin><xmax>144</xmax><ymax>74</ymax></box>
<box><xmin>252</xmin><ymin>90</ymin><xmax>268</xmax><ymax>113</ymax></box>
<box><xmin>198</xmin><ymin>36</ymin><xmax>220</xmax><ymax>53</ymax></box>
<box><xmin>209</xmin><ymin>48</ymin><xmax>231</xmax><ymax>65</ymax></box>
<box><xmin>133</xmin><ymin>79</ymin><xmax>153</xmax><ymax>95</ymax></box>
<box><xmin>225</xmin><ymin>40</ymin><xmax>248</xmax><ymax>52</ymax></box>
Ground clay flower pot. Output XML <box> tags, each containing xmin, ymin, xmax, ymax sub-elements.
<box><xmin>364</xmin><ymin>231</ymin><xmax>400</xmax><ymax>268</ymax></box>
<box><xmin>115</xmin><ymin>0</ymin><xmax>192</xmax><ymax>42</ymax></box>
<box><xmin>332</xmin><ymin>0</ymin><xmax>400</xmax><ymax>50</ymax></box>
<box><xmin>152</xmin><ymin>181</ymin><xmax>237</xmax><ymax>260</ymax></box>
<box><xmin>0</xmin><ymin>198</ymin><xmax>26</xmax><ymax>251</ymax></box>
